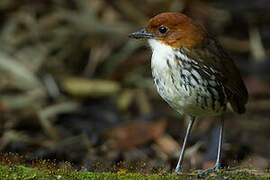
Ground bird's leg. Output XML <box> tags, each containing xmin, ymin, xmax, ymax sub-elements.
<box><xmin>197</xmin><ymin>115</ymin><xmax>224</xmax><ymax>175</ymax></box>
<box><xmin>174</xmin><ymin>116</ymin><xmax>195</xmax><ymax>174</ymax></box>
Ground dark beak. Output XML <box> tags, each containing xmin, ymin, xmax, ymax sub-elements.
<box><xmin>129</xmin><ymin>28</ymin><xmax>155</xmax><ymax>39</ymax></box>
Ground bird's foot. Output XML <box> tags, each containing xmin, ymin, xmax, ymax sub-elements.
<box><xmin>196</xmin><ymin>163</ymin><xmax>220</xmax><ymax>176</ymax></box>
<box><xmin>171</xmin><ymin>167</ymin><xmax>185</xmax><ymax>175</ymax></box>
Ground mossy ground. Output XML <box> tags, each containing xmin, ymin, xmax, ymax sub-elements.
<box><xmin>0</xmin><ymin>153</ymin><xmax>269</xmax><ymax>180</ymax></box>
<box><xmin>1</xmin><ymin>165</ymin><xmax>270</xmax><ymax>180</ymax></box>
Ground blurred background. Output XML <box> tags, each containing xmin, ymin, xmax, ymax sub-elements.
<box><xmin>0</xmin><ymin>0</ymin><xmax>269</xmax><ymax>173</ymax></box>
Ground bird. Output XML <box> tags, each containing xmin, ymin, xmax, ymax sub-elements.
<box><xmin>129</xmin><ymin>12</ymin><xmax>248</xmax><ymax>174</ymax></box>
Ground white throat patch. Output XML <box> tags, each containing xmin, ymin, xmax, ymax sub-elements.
<box><xmin>148</xmin><ymin>39</ymin><xmax>174</xmax><ymax>69</ymax></box>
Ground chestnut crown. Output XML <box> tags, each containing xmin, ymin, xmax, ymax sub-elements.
<box><xmin>129</xmin><ymin>12</ymin><xmax>205</xmax><ymax>49</ymax></box>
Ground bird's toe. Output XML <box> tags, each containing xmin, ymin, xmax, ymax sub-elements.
<box><xmin>196</xmin><ymin>164</ymin><xmax>220</xmax><ymax>177</ymax></box>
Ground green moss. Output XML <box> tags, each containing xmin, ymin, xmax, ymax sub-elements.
<box><xmin>0</xmin><ymin>165</ymin><xmax>47</xmax><ymax>180</ymax></box>
<box><xmin>0</xmin><ymin>165</ymin><xmax>269</xmax><ymax>180</ymax></box>
<box><xmin>0</xmin><ymin>165</ymin><xmax>194</xmax><ymax>180</ymax></box>
<box><xmin>1</xmin><ymin>153</ymin><xmax>269</xmax><ymax>179</ymax></box>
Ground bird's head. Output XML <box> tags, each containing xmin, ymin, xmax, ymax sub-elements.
<box><xmin>129</xmin><ymin>12</ymin><xmax>205</xmax><ymax>49</ymax></box>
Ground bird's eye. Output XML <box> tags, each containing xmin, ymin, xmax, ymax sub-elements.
<box><xmin>159</xmin><ymin>26</ymin><xmax>168</xmax><ymax>34</ymax></box>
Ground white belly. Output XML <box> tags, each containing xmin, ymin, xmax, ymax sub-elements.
<box><xmin>149</xmin><ymin>39</ymin><xmax>226</xmax><ymax>117</ymax></box>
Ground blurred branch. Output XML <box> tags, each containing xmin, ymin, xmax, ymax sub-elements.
<box><xmin>2</xmin><ymin>88</ymin><xmax>46</xmax><ymax>110</ymax></box>
<box><xmin>102</xmin><ymin>40</ymin><xmax>143</xmax><ymax>77</ymax></box>
<box><xmin>0</xmin><ymin>52</ymin><xmax>43</xmax><ymax>90</ymax></box>
<box><xmin>62</xmin><ymin>78</ymin><xmax>121</xmax><ymax>97</ymax></box>
<box><xmin>218</xmin><ymin>36</ymin><xmax>250</xmax><ymax>53</ymax></box>
<box><xmin>249</xmin><ymin>26</ymin><xmax>266</xmax><ymax>61</ymax></box>
<box><xmin>58</xmin><ymin>9</ymin><xmax>134</xmax><ymax>38</ymax></box>
<box><xmin>38</xmin><ymin>102</ymin><xmax>80</xmax><ymax>139</ymax></box>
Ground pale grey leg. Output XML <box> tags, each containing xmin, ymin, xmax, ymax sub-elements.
<box><xmin>174</xmin><ymin>116</ymin><xmax>195</xmax><ymax>173</ymax></box>
<box><xmin>197</xmin><ymin>115</ymin><xmax>224</xmax><ymax>175</ymax></box>
<box><xmin>215</xmin><ymin>115</ymin><xmax>224</xmax><ymax>169</ymax></box>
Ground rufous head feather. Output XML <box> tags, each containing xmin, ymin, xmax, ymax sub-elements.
<box><xmin>129</xmin><ymin>12</ymin><xmax>205</xmax><ymax>49</ymax></box>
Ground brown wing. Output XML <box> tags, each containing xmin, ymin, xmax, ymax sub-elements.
<box><xmin>181</xmin><ymin>34</ymin><xmax>248</xmax><ymax>114</ymax></box>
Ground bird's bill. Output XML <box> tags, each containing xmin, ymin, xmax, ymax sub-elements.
<box><xmin>129</xmin><ymin>28</ymin><xmax>155</xmax><ymax>39</ymax></box>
